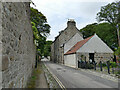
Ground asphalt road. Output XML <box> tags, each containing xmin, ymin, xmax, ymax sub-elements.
<box><xmin>43</xmin><ymin>61</ymin><xmax>119</xmax><ymax>89</ymax></box>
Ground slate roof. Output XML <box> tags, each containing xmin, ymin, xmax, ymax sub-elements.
<box><xmin>64</xmin><ymin>35</ymin><xmax>94</xmax><ymax>55</ymax></box>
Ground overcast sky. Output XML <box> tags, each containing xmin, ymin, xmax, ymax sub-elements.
<box><xmin>31</xmin><ymin>0</ymin><xmax>116</xmax><ymax>41</ymax></box>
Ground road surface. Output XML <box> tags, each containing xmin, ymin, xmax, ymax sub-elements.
<box><xmin>43</xmin><ymin>61</ymin><xmax>118</xmax><ymax>88</ymax></box>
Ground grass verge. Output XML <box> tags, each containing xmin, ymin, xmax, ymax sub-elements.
<box><xmin>26</xmin><ymin>63</ymin><xmax>41</xmax><ymax>88</ymax></box>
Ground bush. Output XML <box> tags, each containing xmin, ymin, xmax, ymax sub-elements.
<box><xmin>86</xmin><ymin>63</ymin><xmax>94</xmax><ymax>69</ymax></box>
<box><xmin>98</xmin><ymin>62</ymin><xmax>106</xmax><ymax>67</ymax></box>
<box><xmin>102</xmin><ymin>63</ymin><xmax>107</xmax><ymax>67</ymax></box>
<box><xmin>110</xmin><ymin>61</ymin><xmax>117</xmax><ymax>68</ymax></box>
<box><xmin>78</xmin><ymin>61</ymin><xmax>94</xmax><ymax>69</ymax></box>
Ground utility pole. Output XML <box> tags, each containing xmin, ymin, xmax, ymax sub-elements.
<box><xmin>117</xmin><ymin>1</ymin><xmax>120</xmax><ymax>46</ymax></box>
<box><xmin>117</xmin><ymin>24</ymin><xmax>120</xmax><ymax>46</ymax></box>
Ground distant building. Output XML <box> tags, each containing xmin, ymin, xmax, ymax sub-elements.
<box><xmin>51</xmin><ymin>20</ymin><xmax>83</xmax><ymax>64</ymax></box>
<box><xmin>51</xmin><ymin>20</ymin><xmax>113</xmax><ymax>68</ymax></box>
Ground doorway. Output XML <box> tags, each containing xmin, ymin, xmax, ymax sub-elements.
<box><xmin>89</xmin><ymin>53</ymin><xmax>94</xmax><ymax>63</ymax></box>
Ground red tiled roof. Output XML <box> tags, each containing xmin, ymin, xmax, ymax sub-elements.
<box><xmin>64</xmin><ymin>35</ymin><xmax>94</xmax><ymax>55</ymax></box>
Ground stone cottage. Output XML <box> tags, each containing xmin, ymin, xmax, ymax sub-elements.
<box><xmin>51</xmin><ymin>19</ymin><xmax>83</xmax><ymax>64</ymax></box>
<box><xmin>64</xmin><ymin>34</ymin><xmax>113</xmax><ymax>68</ymax></box>
<box><xmin>51</xmin><ymin>20</ymin><xmax>113</xmax><ymax>68</ymax></box>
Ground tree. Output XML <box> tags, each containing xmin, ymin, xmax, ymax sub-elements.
<box><xmin>96</xmin><ymin>1</ymin><xmax>120</xmax><ymax>46</ymax></box>
<box><xmin>31</xmin><ymin>22</ymin><xmax>39</xmax><ymax>41</ymax></box>
<box><xmin>44</xmin><ymin>41</ymin><xmax>52</xmax><ymax>58</ymax></box>
<box><xmin>80</xmin><ymin>23</ymin><xmax>97</xmax><ymax>38</ymax></box>
<box><xmin>97</xmin><ymin>2</ymin><xmax>119</xmax><ymax>27</ymax></box>
<box><xmin>30</xmin><ymin>7</ymin><xmax>51</xmax><ymax>57</ymax></box>
<box><xmin>80</xmin><ymin>23</ymin><xmax>118</xmax><ymax>50</ymax></box>
<box><xmin>30</xmin><ymin>7</ymin><xmax>50</xmax><ymax>37</ymax></box>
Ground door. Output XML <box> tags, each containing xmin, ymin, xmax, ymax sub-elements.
<box><xmin>89</xmin><ymin>53</ymin><xmax>94</xmax><ymax>63</ymax></box>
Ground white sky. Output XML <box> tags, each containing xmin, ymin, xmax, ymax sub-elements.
<box><xmin>31</xmin><ymin>0</ymin><xmax>117</xmax><ymax>41</ymax></box>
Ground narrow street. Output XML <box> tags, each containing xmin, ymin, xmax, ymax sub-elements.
<box><xmin>43</xmin><ymin>59</ymin><xmax>118</xmax><ymax>88</ymax></box>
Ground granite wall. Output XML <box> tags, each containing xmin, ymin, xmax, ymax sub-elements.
<box><xmin>1</xmin><ymin>2</ymin><xmax>36</xmax><ymax>88</ymax></box>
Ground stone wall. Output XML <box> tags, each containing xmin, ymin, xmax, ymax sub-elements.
<box><xmin>0</xmin><ymin>1</ymin><xmax>2</xmax><ymax>89</ymax></box>
<box><xmin>77</xmin><ymin>52</ymin><xmax>113</xmax><ymax>64</ymax></box>
<box><xmin>1</xmin><ymin>2</ymin><xmax>36</xmax><ymax>88</ymax></box>
<box><xmin>94</xmin><ymin>53</ymin><xmax>113</xmax><ymax>63</ymax></box>
<box><xmin>50</xmin><ymin>43</ymin><xmax>54</xmax><ymax>61</ymax></box>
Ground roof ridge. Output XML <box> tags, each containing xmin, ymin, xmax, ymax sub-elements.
<box><xmin>64</xmin><ymin>35</ymin><xmax>94</xmax><ymax>55</ymax></box>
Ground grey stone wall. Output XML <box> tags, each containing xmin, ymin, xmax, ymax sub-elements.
<box><xmin>94</xmin><ymin>53</ymin><xmax>113</xmax><ymax>63</ymax></box>
<box><xmin>50</xmin><ymin>43</ymin><xmax>54</xmax><ymax>61</ymax></box>
<box><xmin>0</xmin><ymin>1</ymin><xmax>2</xmax><ymax>89</ymax></box>
<box><xmin>77</xmin><ymin>52</ymin><xmax>113</xmax><ymax>64</ymax></box>
<box><xmin>1</xmin><ymin>2</ymin><xmax>36</xmax><ymax>88</ymax></box>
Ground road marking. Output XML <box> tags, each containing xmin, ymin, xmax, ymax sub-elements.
<box><xmin>44</xmin><ymin>62</ymin><xmax>66</xmax><ymax>90</ymax></box>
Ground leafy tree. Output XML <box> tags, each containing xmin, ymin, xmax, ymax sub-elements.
<box><xmin>31</xmin><ymin>22</ymin><xmax>39</xmax><ymax>41</ymax></box>
<box><xmin>44</xmin><ymin>41</ymin><xmax>52</xmax><ymax>58</ymax></box>
<box><xmin>80</xmin><ymin>23</ymin><xmax>118</xmax><ymax>50</ymax></box>
<box><xmin>30</xmin><ymin>7</ymin><xmax>51</xmax><ymax>57</ymax></box>
<box><xmin>30</xmin><ymin>7</ymin><xmax>50</xmax><ymax>37</ymax></box>
<box><xmin>96</xmin><ymin>1</ymin><xmax>120</xmax><ymax>47</ymax></box>
<box><xmin>80</xmin><ymin>23</ymin><xmax>97</xmax><ymax>38</ymax></box>
<box><xmin>96</xmin><ymin>2</ymin><xmax>119</xmax><ymax>27</ymax></box>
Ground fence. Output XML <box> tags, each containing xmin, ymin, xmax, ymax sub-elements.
<box><xmin>78</xmin><ymin>60</ymin><xmax>120</xmax><ymax>75</ymax></box>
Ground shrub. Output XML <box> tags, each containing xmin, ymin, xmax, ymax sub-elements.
<box><xmin>79</xmin><ymin>62</ymin><xmax>94</xmax><ymax>69</ymax></box>
<box><xmin>110</xmin><ymin>61</ymin><xmax>117</xmax><ymax>68</ymax></box>
<box><xmin>98</xmin><ymin>62</ymin><xmax>106</xmax><ymax>67</ymax></box>
<box><xmin>102</xmin><ymin>63</ymin><xmax>107</xmax><ymax>67</ymax></box>
<box><xmin>86</xmin><ymin>63</ymin><xmax>94</xmax><ymax>69</ymax></box>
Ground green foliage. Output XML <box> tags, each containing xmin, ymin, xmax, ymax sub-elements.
<box><xmin>30</xmin><ymin>7</ymin><xmax>50</xmax><ymax>37</ymax></box>
<box><xmin>98</xmin><ymin>62</ymin><xmax>106</xmax><ymax>67</ymax></box>
<box><xmin>80</xmin><ymin>23</ymin><xmax>118</xmax><ymax>49</ymax></box>
<box><xmin>30</xmin><ymin>7</ymin><xmax>51</xmax><ymax>57</ymax></box>
<box><xmin>110</xmin><ymin>61</ymin><xmax>117</xmax><ymax>67</ymax></box>
<box><xmin>96</xmin><ymin>2</ymin><xmax>119</xmax><ymax>27</ymax></box>
<box><xmin>102</xmin><ymin>63</ymin><xmax>107</xmax><ymax>67</ymax></box>
<box><xmin>27</xmin><ymin>63</ymin><xmax>41</xmax><ymax>88</ymax></box>
<box><xmin>31</xmin><ymin>22</ymin><xmax>39</xmax><ymax>41</ymax></box>
<box><xmin>114</xmin><ymin>47</ymin><xmax>120</xmax><ymax>56</ymax></box>
<box><xmin>80</xmin><ymin>23</ymin><xmax>97</xmax><ymax>38</ymax></box>
<box><xmin>44</xmin><ymin>41</ymin><xmax>52</xmax><ymax>57</ymax></box>
<box><xmin>86</xmin><ymin>63</ymin><xmax>94</xmax><ymax>69</ymax></box>
<box><xmin>95</xmin><ymin>1</ymin><xmax>120</xmax><ymax>50</ymax></box>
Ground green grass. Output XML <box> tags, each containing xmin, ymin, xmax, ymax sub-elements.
<box><xmin>26</xmin><ymin>63</ymin><xmax>41</xmax><ymax>88</ymax></box>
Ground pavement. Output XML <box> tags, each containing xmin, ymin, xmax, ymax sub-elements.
<box><xmin>35</xmin><ymin>62</ymin><xmax>48</xmax><ymax>88</ymax></box>
<box><xmin>0</xmin><ymin>71</ymin><xmax>2</xmax><ymax>89</ymax></box>
<box><xmin>44</xmin><ymin>60</ymin><xmax>119</xmax><ymax>88</ymax></box>
<box><xmin>36</xmin><ymin>71</ymin><xmax>48</xmax><ymax>88</ymax></box>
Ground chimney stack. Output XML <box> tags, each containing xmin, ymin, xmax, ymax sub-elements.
<box><xmin>67</xmin><ymin>19</ymin><xmax>76</xmax><ymax>27</ymax></box>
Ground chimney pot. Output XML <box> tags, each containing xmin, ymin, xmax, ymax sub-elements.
<box><xmin>67</xmin><ymin>19</ymin><xmax>76</xmax><ymax>27</ymax></box>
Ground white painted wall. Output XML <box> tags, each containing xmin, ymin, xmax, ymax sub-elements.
<box><xmin>77</xmin><ymin>34</ymin><xmax>113</xmax><ymax>53</ymax></box>
<box><xmin>64</xmin><ymin>33</ymin><xmax>83</xmax><ymax>54</ymax></box>
<box><xmin>64</xmin><ymin>54</ymin><xmax>77</xmax><ymax>68</ymax></box>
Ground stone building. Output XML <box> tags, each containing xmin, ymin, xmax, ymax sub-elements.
<box><xmin>64</xmin><ymin>34</ymin><xmax>113</xmax><ymax>68</ymax></box>
<box><xmin>0</xmin><ymin>2</ymin><xmax>36</xmax><ymax>88</ymax></box>
<box><xmin>51</xmin><ymin>20</ymin><xmax>113</xmax><ymax>68</ymax></box>
<box><xmin>51</xmin><ymin>20</ymin><xmax>83</xmax><ymax>64</ymax></box>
